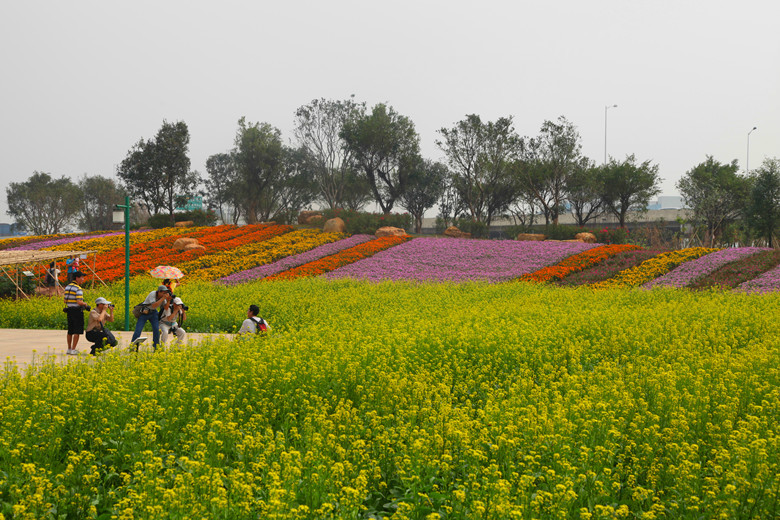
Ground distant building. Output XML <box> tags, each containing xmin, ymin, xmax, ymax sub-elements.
<box><xmin>647</xmin><ymin>195</ymin><xmax>686</xmax><ymax>210</ymax></box>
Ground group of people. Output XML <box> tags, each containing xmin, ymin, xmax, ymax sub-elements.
<box><xmin>63</xmin><ymin>273</ymin><xmax>269</xmax><ymax>355</ymax></box>
<box><xmin>45</xmin><ymin>255</ymin><xmax>81</xmax><ymax>288</ymax></box>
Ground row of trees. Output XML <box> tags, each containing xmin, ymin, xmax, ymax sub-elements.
<box><xmin>5</xmin><ymin>96</ymin><xmax>779</xmax><ymax>245</ymax></box>
<box><xmin>6</xmin><ymin>172</ymin><xmax>125</xmax><ymax>235</ymax></box>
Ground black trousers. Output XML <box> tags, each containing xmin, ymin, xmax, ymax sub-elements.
<box><xmin>86</xmin><ymin>327</ymin><xmax>117</xmax><ymax>355</ymax></box>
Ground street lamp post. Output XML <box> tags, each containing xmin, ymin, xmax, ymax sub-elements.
<box><xmin>114</xmin><ymin>196</ymin><xmax>131</xmax><ymax>331</ymax></box>
<box><xmin>747</xmin><ymin>126</ymin><xmax>757</xmax><ymax>175</ymax></box>
<box><xmin>604</xmin><ymin>104</ymin><xmax>617</xmax><ymax>164</ymax></box>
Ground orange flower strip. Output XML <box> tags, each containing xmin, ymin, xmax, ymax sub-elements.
<box><xmin>92</xmin><ymin>224</ymin><xmax>290</xmax><ymax>283</ymax></box>
<box><xmin>519</xmin><ymin>244</ymin><xmax>641</xmax><ymax>283</ymax></box>
<box><xmin>265</xmin><ymin>235</ymin><xmax>411</xmax><ymax>281</ymax></box>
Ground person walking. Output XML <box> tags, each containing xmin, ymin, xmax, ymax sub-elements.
<box><xmin>65</xmin><ymin>256</ymin><xmax>75</xmax><ymax>283</ymax></box>
<box><xmin>85</xmin><ymin>297</ymin><xmax>118</xmax><ymax>355</ymax></box>
<box><xmin>63</xmin><ymin>271</ymin><xmax>89</xmax><ymax>355</ymax></box>
<box><xmin>131</xmin><ymin>285</ymin><xmax>171</xmax><ymax>350</ymax></box>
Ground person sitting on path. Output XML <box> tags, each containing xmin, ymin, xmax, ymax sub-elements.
<box><xmin>238</xmin><ymin>304</ymin><xmax>270</xmax><ymax>335</ymax></box>
<box><xmin>63</xmin><ymin>271</ymin><xmax>89</xmax><ymax>355</ymax></box>
<box><xmin>85</xmin><ymin>297</ymin><xmax>118</xmax><ymax>355</ymax></box>
<box><xmin>160</xmin><ymin>296</ymin><xmax>188</xmax><ymax>344</ymax></box>
<box><xmin>131</xmin><ymin>285</ymin><xmax>171</xmax><ymax>350</ymax></box>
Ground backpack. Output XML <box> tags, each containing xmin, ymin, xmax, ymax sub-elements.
<box><xmin>250</xmin><ymin>317</ymin><xmax>268</xmax><ymax>333</ymax></box>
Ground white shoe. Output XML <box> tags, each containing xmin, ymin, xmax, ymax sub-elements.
<box><xmin>129</xmin><ymin>337</ymin><xmax>147</xmax><ymax>351</ymax></box>
<box><xmin>66</xmin><ymin>349</ymin><xmax>78</xmax><ymax>355</ymax></box>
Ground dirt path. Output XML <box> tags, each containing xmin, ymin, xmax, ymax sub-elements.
<box><xmin>0</xmin><ymin>328</ymin><xmax>235</xmax><ymax>373</ymax></box>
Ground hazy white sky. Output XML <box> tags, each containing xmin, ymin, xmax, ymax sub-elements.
<box><xmin>1</xmin><ymin>0</ymin><xmax>778</xmax><ymax>222</ymax></box>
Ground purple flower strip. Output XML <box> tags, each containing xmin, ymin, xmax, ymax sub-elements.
<box><xmin>217</xmin><ymin>234</ymin><xmax>374</xmax><ymax>285</ymax></box>
<box><xmin>644</xmin><ymin>247</ymin><xmax>769</xmax><ymax>288</ymax></box>
<box><xmin>325</xmin><ymin>237</ymin><xmax>599</xmax><ymax>282</ymax></box>
<box><xmin>737</xmin><ymin>263</ymin><xmax>780</xmax><ymax>294</ymax></box>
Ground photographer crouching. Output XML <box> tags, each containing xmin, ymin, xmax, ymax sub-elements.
<box><xmin>160</xmin><ymin>296</ymin><xmax>188</xmax><ymax>344</ymax></box>
<box><xmin>86</xmin><ymin>297</ymin><xmax>118</xmax><ymax>355</ymax></box>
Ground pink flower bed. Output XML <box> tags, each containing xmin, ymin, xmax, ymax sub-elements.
<box><xmin>643</xmin><ymin>247</ymin><xmax>768</xmax><ymax>289</ymax></box>
<box><xmin>8</xmin><ymin>231</ymin><xmax>135</xmax><ymax>251</ymax></box>
<box><xmin>737</xmin><ymin>263</ymin><xmax>780</xmax><ymax>294</ymax></box>
<box><xmin>325</xmin><ymin>237</ymin><xmax>599</xmax><ymax>282</ymax></box>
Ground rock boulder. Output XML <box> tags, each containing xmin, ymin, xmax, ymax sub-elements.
<box><xmin>575</xmin><ymin>232</ymin><xmax>597</xmax><ymax>243</ymax></box>
<box><xmin>375</xmin><ymin>226</ymin><xmax>407</xmax><ymax>238</ymax></box>
<box><xmin>444</xmin><ymin>226</ymin><xmax>471</xmax><ymax>238</ymax></box>
<box><xmin>183</xmin><ymin>243</ymin><xmax>206</xmax><ymax>252</ymax></box>
<box><xmin>516</xmin><ymin>233</ymin><xmax>546</xmax><ymax>241</ymax></box>
<box><xmin>174</xmin><ymin>221</ymin><xmax>194</xmax><ymax>228</ymax></box>
<box><xmin>298</xmin><ymin>210</ymin><xmax>322</xmax><ymax>225</ymax></box>
<box><xmin>173</xmin><ymin>237</ymin><xmax>200</xmax><ymax>251</ymax></box>
<box><xmin>323</xmin><ymin>217</ymin><xmax>347</xmax><ymax>233</ymax></box>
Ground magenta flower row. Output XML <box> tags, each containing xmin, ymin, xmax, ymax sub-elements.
<box><xmin>9</xmin><ymin>231</ymin><xmax>138</xmax><ymax>251</ymax></box>
<box><xmin>324</xmin><ymin>237</ymin><xmax>599</xmax><ymax>282</ymax></box>
<box><xmin>216</xmin><ymin>234</ymin><xmax>375</xmax><ymax>285</ymax></box>
<box><xmin>737</xmin><ymin>263</ymin><xmax>780</xmax><ymax>294</ymax></box>
<box><xmin>643</xmin><ymin>247</ymin><xmax>769</xmax><ymax>289</ymax></box>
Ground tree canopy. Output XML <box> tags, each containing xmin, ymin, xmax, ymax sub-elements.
<box><xmin>598</xmin><ymin>154</ymin><xmax>662</xmax><ymax>228</ymax></box>
<box><xmin>746</xmin><ymin>158</ymin><xmax>780</xmax><ymax>247</ymax></box>
<box><xmin>6</xmin><ymin>172</ymin><xmax>82</xmax><ymax>235</ymax></box>
<box><xmin>341</xmin><ymin>103</ymin><xmax>421</xmax><ymax>214</ymax></box>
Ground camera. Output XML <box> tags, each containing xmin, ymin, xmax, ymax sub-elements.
<box><xmin>180</xmin><ymin>304</ymin><xmax>189</xmax><ymax>311</ymax></box>
<box><xmin>108</xmin><ymin>303</ymin><xmax>115</xmax><ymax>308</ymax></box>
<box><xmin>84</xmin><ymin>305</ymin><xmax>91</xmax><ymax>311</ymax></box>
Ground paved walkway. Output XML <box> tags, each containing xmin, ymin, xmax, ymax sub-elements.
<box><xmin>1</xmin><ymin>328</ymin><xmax>235</xmax><ymax>372</ymax></box>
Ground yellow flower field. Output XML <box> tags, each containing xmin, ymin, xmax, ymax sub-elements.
<box><xmin>1</xmin><ymin>280</ymin><xmax>778</xmax><ymax>519</ymax></box>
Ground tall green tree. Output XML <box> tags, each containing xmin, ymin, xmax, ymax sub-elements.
<box><xmin>746</xmin><ymin>158</ymin><xmax>780</xmax><ymax>247</ymax></box>
<box><xmin>271</xmin><ymin>146</ymin><xmax>320</xmax><ymax>224</ymax></box>
<box><xmin>398</xmin><ymin>158</ymin><xmax>448</xmax><ymax>233</ymax></box>
<box><xmin>232</xmin><ymin>118</ymin><xmax>285</xmax><ymax>223</ymax></box>
<box><xmin>676</xmin><ymin>156</ymin><xmax>750</xmax><ymax>246</ymax></box>
<box><xmin>437</xmin><ymin>115</ymin><xmax>522</xmax><ymax>226</ymax></box>
<box><xmin>598</xmin><ymin>154</ymin><xmax>661</xmax><ymax>228</ymax></box>
<box><xmin>6</xmin><ymin>172</ymin><xmax>82</xmax><ymax>234</ymax></box>
<box><xmin>565</xmin><ymin>163</ymin><xmax>603</xmax><ymax>226</ymax></box>
<box><xmin>116</xmin><ymin>120</ymin><xmax>198</xmax><ymax>224</ymax></box>
<box><xmin>520</xmin><ymin>116</ymin><xmax>589</xmax><ymax>226</ymax></box>
<box><xmin>204</xmin><ymin>153</ymin><xmax>242</xmax><ymax>225</ymax></box>
<box><xmin>341</xmin><ymin>103</ymin><xmax>420</xmax><ymax>214</ymax></box>
<box><xmin>293</xmin><ymin>96</ymin><xmax>366</xmax><ymax>209</ymax></box>
<box><xmin>78</xmin><ymin>175</ymin><xmax>126</xmax><ymax>231</ymax></box>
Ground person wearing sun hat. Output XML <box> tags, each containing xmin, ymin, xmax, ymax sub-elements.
<box><xmin>86</xmin><ymin>297</ymin><xmax>117</xmax><ymax>355</ymax></box>
<box><xmin>130</xmin><ymin>284</ymin><xmax>172</xmax><ymax>350</ymax></box>
<box><xmin>160</xmin><ymin>296</ymin><xmax>188</xmax><ymax>344</ymax></box>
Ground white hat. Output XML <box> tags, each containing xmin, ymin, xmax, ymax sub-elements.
<box><xmin>95</xmin><ymin>297</ymin><xmax>112</xmax><ymax>305</ymax></box>
<box><xmin>173</xmin><ymin>297</ymin><xmax>183</xmax><ymax>305</ymax></box>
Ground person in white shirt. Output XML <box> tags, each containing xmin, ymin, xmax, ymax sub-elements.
<box><xmin>131</xmin><ymin>285</ymin><xmax>171</xmax><ymax>350</ymax></box>
<box><xmin>160</xmin><ymin>297</ymin><xmax>188</xmax><ymax>344</ymax></box>
<box><xmin>238</xmin><ymin>304</ymin><xmax>270</xmax><ymax>334</ymax></box>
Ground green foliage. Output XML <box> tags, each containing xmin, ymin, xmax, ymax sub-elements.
<box><xmin>341</xmin><ymin>103</ymin><xmax>421</xmax><ymax>214</ymax></box>
<box><xmin>78</xmin><ymin>174</ymin><xmax>126</xmax><ymax>231</ymax></box>
<box><xmin>321</xmin><ymin>208</ymin><xmax>411</xmax><ymax>235</ymax></box>
<box><xmin>147</xmin><ymin>209</ymin><xmax>218</xmax><ymax>229</ymax></box>
<box><xmin>595</xmin><ymin>227</ymin><xmax>629</xmax><ymax>244</ymax></box>
<box><xmin>454</xmin><ymin>218</ymin><xmax>489</xmax><ymax>238</ymax></box>
<box><xmin>116</xmin><ymin>120</ymin><xmax>198</xmax><ymax>222</ymax></box>
<box><xmin>233</xmin><ymin>118</ymin><xmax>285</xmax><ymax>223</ymax></box>
<box><xmin>0</xmin><ymin>273</ymin><xmax>35</xmax><ymax>299</ymax></box>
<box><xmin>746</xmin><ymin>158</ymin><xmax>780</xmax><ymax>247</ymax></box>
<box><xmin>6</xmin><ymin>171</ymin><xmax>82</xmax><ymax>234</ymax></box>
<box><xmin>398</xmin><ymin>158</ymin><xmax>448</xmax><ymax>233</ymax></box>
<box><xmin>541</xmin><ymin>224</ymin><xmax>585</xmax><ymax>240</ymax></box>
<box><xmin>676</xmin><ymin>156</ymin><xmax>749</xmax><ymax>245</ymax></box>
<box><xmin>597</xmin><ymin>154</ymin><xmax>662</xmax><ymax>227</ymax></box>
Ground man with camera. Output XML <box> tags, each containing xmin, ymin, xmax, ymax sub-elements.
<box><xmin>64</xmin><ymin>270</ymin><xmax>89</xmax><ymax>355</ymax></box>
<box><xmin>131</xmin><ymin>285</ymin><xmax>172</xmax><ymax>350</ymax></box>
<box><xmin>160</xmin><ymin>296</ymin><xmax>188</xmax><ymax>344</ymax></box>
<box><xmin>86</xmin><ymin>297</ymin><xmax>118</xmax><ymax>355</ymax></box>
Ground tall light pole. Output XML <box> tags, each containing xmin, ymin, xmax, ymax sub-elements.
<box><xmin>604</xmin><ymin>104</ymin><xmax>617</xmax><ymax>164</ymax></box>
<box><xmin>747</xmin><ymin>126</ymin><xmax>757</xmax><ymax>175</ymax></box>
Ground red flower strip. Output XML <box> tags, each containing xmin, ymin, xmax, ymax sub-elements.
<box><xmin>265</xmin><ymin>235</ymin><xmax>411</xmax><ymax>281</ymax></box>
<box><xmin>519</xmin><ymin>244</ymin><xmax>641</xmax><ymax>283</ymax></box>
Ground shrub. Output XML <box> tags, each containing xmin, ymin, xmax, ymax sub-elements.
<box><xmin>595</xmin><ymin>227</ymin><xmax>629</xmax><ymax>244</ymax></box>
<box><xmin>321</xmin><ymin>209</ymin><xmax>411</xmax><ymax>235</ymax></box>
<box><xmin>542</xmin><ymin>224</ymin><xmax>586</xmax><ymax>241</ymax></box>
<box><xmin>454</xmin><ymin>218</ymin><xmax>489</xmax><ymax>238</ymax></box>
<box><xmin>147</xmin><ymin>210</ymin><xmax>217</xmax><ymax>229</ymax></box>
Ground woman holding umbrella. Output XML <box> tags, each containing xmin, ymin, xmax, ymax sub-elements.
<box><xmin>130</xmin><ymin>266</ymin><xmax>184</xmax><ymax>350</ymax></box>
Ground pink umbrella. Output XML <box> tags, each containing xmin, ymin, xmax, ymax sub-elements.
<box><xmin>149</xmin><ymin>265</ymin><xmax>184</xmax><ymax>280</ymax></box>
